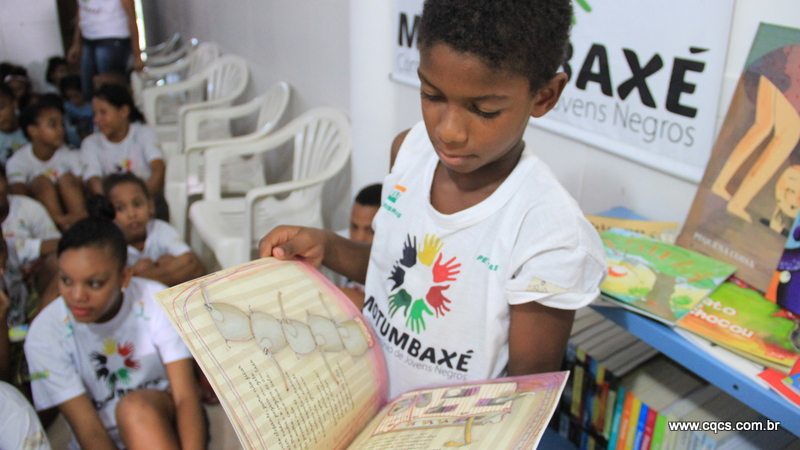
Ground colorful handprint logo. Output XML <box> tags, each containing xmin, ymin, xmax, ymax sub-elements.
<box><xmin>387</xmin><ymin>234</ymin><xmax>461</xmax><ymax>334</ymax></box>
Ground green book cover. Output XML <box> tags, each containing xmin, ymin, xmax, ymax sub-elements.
<box><xmin>650</xmin><ymin>413</ymin><xmax>667</xmax><ymax>450</ymax></box>
<box><xmin>601</xmin><ymin>228</ymin><xmax>737</xmax><ymax>325</ymax></box>
<box><xmin>677</xmin><ymin>281</ymin><xmax>800</xmax><ymax>372</ymax></box>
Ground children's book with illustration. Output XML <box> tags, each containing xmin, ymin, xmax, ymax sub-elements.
<box><xmin>676</xmin><ymin>281</ymin><xmax>800</xmax><ymax>373</ymax></box>
<box><xmin>600</xmin><ymin>228</ymin><xmax>737</xmax><ymax>325</ymax></box>
<box><xmin>676</xmin><ymin>22</ymin><xmax>800</xmax><ymax>292</ymax></box>
<box><xmin>154</xmin><ymin>257</ymin><xmax>567</xmax><ymax>450</ymax></box>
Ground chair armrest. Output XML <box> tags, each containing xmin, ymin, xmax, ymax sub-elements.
<box><xmin>141</xmin><ymin>76</ymin><xmax>207</xmax><ymax>125</ymax></box>
<box><xmin>141</xmin><ymin>58</ymin><xmax>191</xmax><ymax>79</ymax></box>
<box><xmin>182</xmin><ymin>97</ymin><xmax>264</xmax><ymax>147</ymax></box>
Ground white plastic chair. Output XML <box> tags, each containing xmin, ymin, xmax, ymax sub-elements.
<box><xmin>142</xmin><ymin>33</ymin><xmax>182</xmax><ymax>60</ymax></box>
<box><xmin>188</xmin><ymin>107</ymin><xmax>351</xmax><ymax>269</ymax></box>
<box><xmin>132</xmin><ymin>41</ymin><xmax>219</xmax><ymax>108</ymax></box>
<box><xmin>164</xmin><ymin>81</ymin><xmax>292</xmax><ymax>239</ymax></box>
<box><xmin>141</xmin><ymin>54</ymin><xmax>249</xmax><ymax>159</ymax></box>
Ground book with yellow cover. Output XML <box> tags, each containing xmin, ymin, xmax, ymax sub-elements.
<box><xmin>154</xmin><ymin>257</ymin><xmax>567</xmax><ymax>449</ymax></box>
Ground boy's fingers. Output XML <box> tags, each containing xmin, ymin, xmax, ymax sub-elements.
<box><xmin>258</xmin><ymin>226</ymin><xmax>300</xmax><ymax>259</ymax></box>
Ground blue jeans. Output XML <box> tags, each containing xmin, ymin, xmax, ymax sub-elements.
<box><xmin>80</xmin><ymin>38</ymin><xmax>131</xmax><ymax>95</ymax></box>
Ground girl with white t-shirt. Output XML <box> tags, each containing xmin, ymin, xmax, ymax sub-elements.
<box><xmin>24</xmin><ymin>217</ymin><xmax>206</xmax><ymax>449</ymax></box>
<box><xmin>100</xmin><ymin>172</ymin><xmax>204</xmax><ymax>287</ymax></box>
<box><xmin>81</xmin><ymin>84</ymin><xmax>165</xmax><ymax>201</ymax></box>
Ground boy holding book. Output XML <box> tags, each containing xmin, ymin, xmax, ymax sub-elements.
<box><xmin>260</xmin><ymin>0</ymin><xmax>605</xmax><ymax>398</ymax></box>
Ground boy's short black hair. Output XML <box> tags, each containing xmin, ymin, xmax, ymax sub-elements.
<box><xmin>18</xmin><ymin>102</ymin><xmax>63</xmax><ymax>140</ymax></box>
<box><xmin>417</xmin><ymin>0</ymin><xmax>572</xmax><ymax>93</ymax></box>
<box><xmin>59</xmin><ymin>74</ymin><xmax>82</xmax><ymax>97</ymax></box>
<box><xmin>57</xmin><ymin>217</ymin><xmax>128</xmax><ymax>271</ymax></box>
<box><xmin>355</xmin><ymin>183</ymin><xmax>382</xmax><ymax>208</ymax></box>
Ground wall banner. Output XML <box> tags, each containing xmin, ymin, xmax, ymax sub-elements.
<box><xmin>390</xmin><ymin>1</ymin><xmax>734</xmax><ymax>183</ymax></box>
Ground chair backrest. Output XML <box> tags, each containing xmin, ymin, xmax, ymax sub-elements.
<box><xmin>200</xmin><ymin>55</ymin><xmax>249</xmax><ymax>103</ymax></box>
<box><xmin>145</xmin><ymin>37</ymin><xmax>200</xmax><ymax>67</ymax></box>
<box><xmin>144</xmin><ymin>32</ymin><xmax>181</xmax><ymax>57</ymax></box>
<box><xmin>185</xmin><ymin>42</ymin><xmax>222</xmax><ymax>79</ymax></box>
<box><xmin>290</xmin><ymin>107</ymin><xmax>351</xmax><ymax>187</ymax></box>
<box><xmin>255</xmin><ymin>82</ymin><xmax>291</xmax><ymax>134</ymax></box>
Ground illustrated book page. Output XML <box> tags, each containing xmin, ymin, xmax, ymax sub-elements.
<box><xmin>154</xmin><ymin>258</ymin><xmax>388</xmax><ymax>450</ymax></box>
<box><xmin>676</xmin><ymin>22</ymin><xmax>800</xmax><ymax>291</ymax></box>
<box><xmin>347</xmin><ymin>372</ymin><xmax>568</xmax><ymax>450</ymax></box>
<box><xmin>676</xmin><ymin>281</ymin><xmax>800</xmax><ymax>373</ymax></box>
<box><xmin>601</xmin><ymin>228</ymin><xmax>737</xmax><ymax>325</ymax></box>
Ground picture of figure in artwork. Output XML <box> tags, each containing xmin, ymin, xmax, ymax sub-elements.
<box><xmin>677</xmin><ymin>23</ymin><xmax>800</xmax><ymax>291</ymax></box>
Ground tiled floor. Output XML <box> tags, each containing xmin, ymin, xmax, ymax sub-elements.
<box><xmin>46</xmin><ymin>402</ymin><xmax>243</xmax><ymax>449</ymax></box>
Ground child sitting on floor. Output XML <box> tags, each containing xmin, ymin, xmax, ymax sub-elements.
<box><xmin>7</xmin><ymin>102</ymin><xmax>86</xmax><ymax>230</ymax></box>
<box><xmin>260</xmin><ymin>0</ymin><xmax>606</xmax><ymax>399</ymax></box>
<box><xmin>60</xmin><ymin>75</ymin><xmax>94</xmax><ymax>148</ymax></box>
<box><xmin>100</xmin><ymin>172</ymin><xmax>205</xmax><ymax>286</ymax></box>
<box><xmin>0</xmin><ymin>83</ymin><xmax>27</xmax><ymax>166</ymax></box>
<box><xmin>80</xmin><ymin>84</ymin><xmax>166</xmax><ymax>214</ymax></box>
<box><xmin>24</xmin><ymin>217</ymin><xmax>206</xmax><ymax>449</ymax></box>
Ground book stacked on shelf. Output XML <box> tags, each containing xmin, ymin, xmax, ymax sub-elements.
<box><xmin>556</xmin><ymin>307</ymin><xmax>799</xmax><ymax>450</ymax></box>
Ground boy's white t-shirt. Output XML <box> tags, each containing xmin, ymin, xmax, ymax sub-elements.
<box><xmin>80</xmin><ymin>123</ymin><xmax>164</xmax><ymax>182</ymax></box>
<box><xmin>127</xmin><ymin>219</ymin><xmax>191</xmax><ymax>266</ymax></box>
<box><xmin>363</xmin><ymin>121</ymin><xmax>606</xmax><ymax>399</ymax></box>
<box><xmin>0</xmin><ymin>381</ymin><xmax>50</xmax><ymax>450</ymax></box>
<box><xmin>77</xmin><ymin>0</ymin><xmax>130</xmax><ymax>40</ymax></box>
<box><xmin>24</xmin><ymin>277</ymin><xmax>191</xmax><ymax>448</ymax></box>
<box><xmin>5</xmin><ymin>143</ymin><xmax>83</xmax><ymax>185</ymax></box>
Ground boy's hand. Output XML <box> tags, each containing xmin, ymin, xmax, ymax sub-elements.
<box><xmin>258</xmin><ymin>226</ymin><xmax>327</xmax><ymax>267</ymax></box>
<box><xmin>0</xmin><ymin>289</ymin><xmax>8</xmax><ymax>319</ymax></box>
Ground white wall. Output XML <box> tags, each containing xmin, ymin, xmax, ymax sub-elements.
<box><xmin>0</xmin><ymin>0</ymin><xmax>63</xmax><ymax>92</ymax></box>
<box><xmin>151</xmin><ymin>0</ymin><xmax>352</xmax><ymax>230</ymax></box>
<box><xmin>148</xmin><ymin>0</ymin><xmax>800</xmax><ymax>229</ymax></box>
<box><xmin>349</xmin><ymin>0</ymin><xmax>800</xmax><ymax>225</ymax></box>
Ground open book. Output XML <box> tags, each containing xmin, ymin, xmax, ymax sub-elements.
<box><xmin>154</xmin><ymin>258</ymin><xmax>567</xmax><ymax>449</ymax></box>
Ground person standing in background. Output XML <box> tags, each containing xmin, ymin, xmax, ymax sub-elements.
<box><xmin>66</xmin><ymin>0</ymin><xmax>143</xmax><ymax>96</ymax></box>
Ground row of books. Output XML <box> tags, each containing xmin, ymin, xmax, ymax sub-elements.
<box><xmin>554</xmin><ymin>307</ymin><xmax>799</xmax><ymax>450</ymax></box>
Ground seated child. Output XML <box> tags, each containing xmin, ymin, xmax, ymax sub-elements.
<box><xmin>1</xmin><ymin>63</ymin><xmax>32</xmax><ymax>102</ymax></box>
<box><xmin>340</xmin><ymin>183</ymin><xmax>381</xmax><ymax>304</ymax></box>
<box><xmin>260</xmin><ymin>0</ymin><xmax>606</xmax><ymax>399</ymax></box>
<box><xmin>7</xmin><ymin>102</ymin><xmax>86</xmax><ymax>230</ymax></box>
<box><xmin>0</xmin><ymin>83</ymin><xmax>28</xmax><ymax>166</ymax></box>
<box><xmin>24</xmin><ymin>218</ymin><xmax>206</xmax><ymax>449</ymax></box>
<box><xmin>81</xmin><ymin>84</ymin><xmax>167</xmax><ymax>218</ymax></box>
<box><xmin>101</xmin><ymin>172</ymin><xmax>205</xmax><ymax>286</ymax></box>
<box><xmin>0</xmin><ymin>166</ymin><xmax>61</xmax><ymax>320</ymax></box>
<box><xmin>60</xmin><ymin>75</ymin><xmax>94</xmax><ymax>148</ymax></box>
<box><xmin>45</xmin><ymin>56</ymin><xmax>70</xmax><ymax>94</ymax></box>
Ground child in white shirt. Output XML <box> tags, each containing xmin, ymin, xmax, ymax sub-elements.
<box><xmin>24</xmin><ymin>217</ymin><xmax>206</xmax><ymax>449</ymax></box>
<box><xmin>81</xmin><ymin>84</ymin><xmax>165</xmax><ymax>199</ymax></box>
<box><xmin>0</xmin><ymin>83</ymin><xmax>28</xmax><ymax>166</ymax></box>
<box><xmin>100</xmin><ymin>172</ymin><xmax>204</xmax><ymax>286</ymax></box>
<box><xmin>260</xmin><ymin>0</ymin><xmax>605</xmax><ymax>398</ymax></box>
<box><xmin>8</xmin><ymin>102</ymin><xmax>86</xmax><ymax>230</ymax></box>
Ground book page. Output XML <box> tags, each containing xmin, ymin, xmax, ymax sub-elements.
<box><xmin>155</xmin><ymin>258</ymin><xmax>388</xmax><ymax>450</ymax></box>
<box><xmin>346</xmin><ymin>372</ymin><xmax>567</xmax><ymax>450</ymax></box>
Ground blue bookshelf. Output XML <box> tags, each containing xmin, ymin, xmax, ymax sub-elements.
<box><xmin>591</xmin><ymin>305</ymin><xmax>800</xmax><ymax>437</ymax></box>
